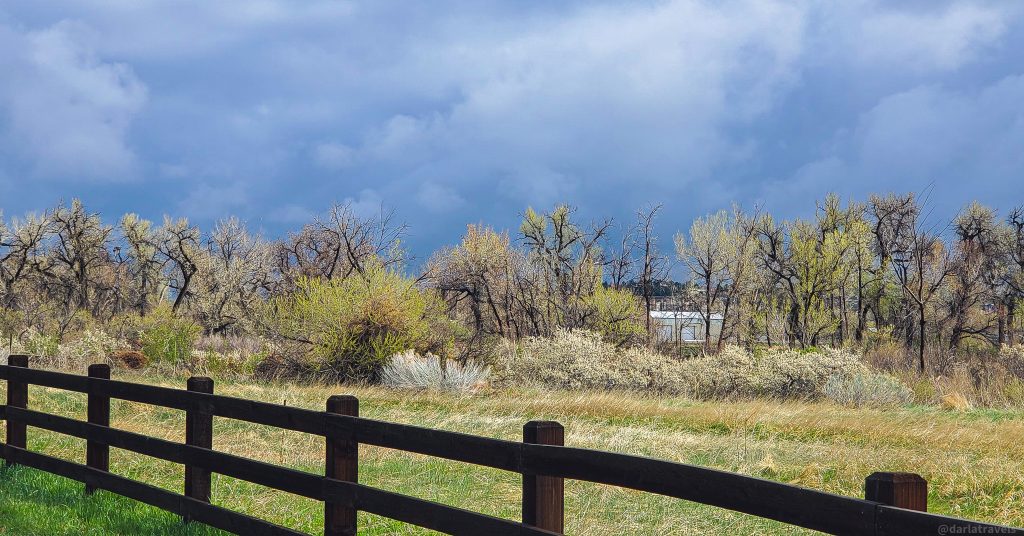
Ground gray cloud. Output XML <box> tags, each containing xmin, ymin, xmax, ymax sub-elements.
<box><xmin>1</xmin><ymin>1</ymin><xmax>1023</xmax><ymax>260</ymax></box>
<box><xmin>0</xmin><ymin>19</ymin><xmax>146</xmax><ymax>180</ymax></box>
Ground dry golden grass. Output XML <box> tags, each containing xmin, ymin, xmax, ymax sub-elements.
<box><xmin>2</xmin><ymin>371</ymin><xmax>1023</xmax><ymax>534</ymax></box>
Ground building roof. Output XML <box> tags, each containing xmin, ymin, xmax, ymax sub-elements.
<box><xmin>649</xmin><ymin>311</ymin><xmax>724</xmax><ymax>320</ymax></box>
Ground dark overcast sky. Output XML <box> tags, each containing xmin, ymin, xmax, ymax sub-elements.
<box><xmin>2</xmin><ymin>1</ymin><xmax>1023</xmax><ymax>265</ymax></box>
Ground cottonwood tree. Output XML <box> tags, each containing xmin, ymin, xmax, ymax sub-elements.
<box><xmin>190</xmin><ymin>217</ymin><xmax>271</xmax><ymax>334</ymax></box>
<box><xmin>752</xmin><ymin>208</ymin><xmax>853</xmax><ymax>348</ymax></box>
<box><xmin>847</xmin><ymin>207</ymin><xmax>881</xmax><ymax>343</ymax></box>
<box><xmin>157</xmin><ymin>216</ymin><xmax>201</xmax><ymax>312</ymax></box>
<box><xmin>871</xmin><ymin>193</ymin><xmax>952</xmax><ymax>372</ymax></box>
<box><xmin>427</xmin><ymin>223</ymin><xmax>597</xmax><ymax>352</ymax></box>
<box><xmin>520</xmin><ymin>205</ymin><xmax>610</xmax><ymax>331</ymax></box>
<box><xmin>272</xmin><ymin>202</ymin><xmax>406</xmax><ymax>292</ymax></box>
<box><xmin>119</xmin><ymin>213</ymin><xmax>164</xmax><ymax>316</ymax></box>
<box><xmin>0</xmin><ymin>212</ymin><xmax>49</xmax><ymax>310</ymax></box>
<box><xmin>48</xmin><ymin>201</ymin><xmax>113</xmax><ymax>308</ymax></box>
<box><xmin>997</xmin><ymin>206</ymin><xmax>1024</xmax><ymax>345</ymax></box>
<box><xmin>44</xmin><ymin>200</ymin><xmax>117</xmax><ymax>327</ymax></box>
<box><xmin>637</xmin><ymin>205</ymin><xmax>670</xmax><ymax>337</ymax></box>
<box><xmin>815</xmin><ymin>195</ymin><xmax>869</xmax><ymax>344</ymax></box>
<box><xmin>946</xmin><ymin>203</ymin><xmax>1000</xmax><ymax>350</ymax></box>
<box><xmin>676</xmin><ymin>207</ymin><xmax>756</xmax><ymax>352</ymax></box>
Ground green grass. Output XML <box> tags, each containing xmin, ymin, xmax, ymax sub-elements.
<box><xmin>0</xmin><ymin>465</ymin><xmax>221</xmax><ymax>536</ymax></box>
<box><xmin>2</xmin><ymin>373</ymin><xmax>1023</xmax><ymax>534</ymax></box>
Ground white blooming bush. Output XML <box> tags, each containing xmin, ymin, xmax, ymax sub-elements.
<box><xmin>674</xmin><ymin>346</ymin><xmax>869</xmax><ymax>399</ymax></box>
<box><xmin>493</xmin><ymin>330</ymin><xmax>872</xmax><ymax>400</ymax></box>
<box><xmin>60</xmin><ymin>329</ymin><xmax>122</xmax><ymax>362</ymax></box>
<box><xmin>493</xmin><ymin>330</ymin><xmax>655</xmax><ymax>391</ymax></box>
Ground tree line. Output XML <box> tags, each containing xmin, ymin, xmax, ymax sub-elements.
<box><xmin>1</xmin><ymin>194</ymin><xmax>1022</xmax><ymax>373</ymax></box>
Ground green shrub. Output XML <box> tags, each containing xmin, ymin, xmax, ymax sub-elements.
<box><xmin>823</xmin><ymin>371</ymin><xmax>913</xmax><ymax>407</ymax></box>
<box><xmin>263</xmin><ymin>266</ymin><xmax>453</xmax><ymax>382</ymax></box>
<box><xmin>138</xmin><ymin>304</ymin><xmax>201</xmax><ymax>364</ymax></box>
<box><xmin>0</xmin><ymin>308</ymin><xmax>25</xmax><ymax>341</ymax></box>
<box><xmin>909</xmin><ymin>377</ymin><xmax>937</xmax><ymax>404</ymax></box>
<box><xmin>23</xmin><ymin>329</ymin><xmax>59</xmax><ymax>357</ymax></box>
<box><xmin>583</xmin><ymin>286</ymin><xmax>646</xmax><ymax>346</ymax></box>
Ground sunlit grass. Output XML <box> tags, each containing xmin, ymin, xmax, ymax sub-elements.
<box><xmin>1</xmin><ymin>371</ymin><xmax>1023</xmax><ymax>534</ymax></box>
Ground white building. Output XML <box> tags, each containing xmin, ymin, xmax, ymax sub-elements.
<box><xmin>650</xmin><ymin>311</ymin><xmax>723</xmax><ymax>344</ymax></box>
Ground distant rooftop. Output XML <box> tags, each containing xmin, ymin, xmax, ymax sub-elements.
<box><xmin>649</xmin><ymin>311</ymin><xmax>723</xmax><ymax>320</ymax></box>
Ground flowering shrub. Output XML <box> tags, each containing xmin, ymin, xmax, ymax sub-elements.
<box><xmin>60</xmin><ymin>329</ymin><xmax>122</xmax><ymax>362</ymax></box>
<box><xmin>673</xmin><ymin>346</ymin><xmax>868</xmax><ymax>399</ymax></box>
<box><xmin>493</xmin><ymin>329</ymin><xmax>657</xmax><ymax>391</ymax></box>
<box><xmin>493</xmin><ymin>330</ymin><xmax>868</xmax><ymax>400</ymax></box>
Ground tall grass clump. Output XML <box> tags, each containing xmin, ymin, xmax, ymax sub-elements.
<box><xmin>380</xmin><ymin>350</ymin><xmax>489</xmax><ymax>392</ymax></box>
<box><xmin>823</xmin><ymin>371</ymin><xmax>913</xmax><ymax>407</ymax></box>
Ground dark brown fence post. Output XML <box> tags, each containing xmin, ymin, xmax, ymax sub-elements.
<box><xmin>4</xmin><ymin>354</ymin><xmax>28</xmax><ymax>466</ymax></box>
<box><xmin>184</xmin><ymin>376</ymin><xmax>214</xmax><ymax>522</ymax></box>
<box><xmin>523</xmin><ymin>420</ymin><xmax>564</xmax><ymax>534</ymax></box>
<box><xmin>325</xmin><ymin>395</ymin><xmax>359</xmax><ymax>536</ymax></box>
<box><xmin>85</xmin><ymin>363</ymin><xmax>111</xmax><ymax>494</ymax></box>
<box><xmin>865</xmin><ymin>472</ymin><xmax>928</xmax><ymax>512</ymax></box>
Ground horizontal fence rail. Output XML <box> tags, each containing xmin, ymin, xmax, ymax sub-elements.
<box><xmin>1</xmin><ymin>357</ymin><xmax>1021</xmax><ymax>535</ymax></box>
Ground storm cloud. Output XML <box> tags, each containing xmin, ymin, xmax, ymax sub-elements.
<box><xmin>1</xmin><ymin>1</ymin><xmax>1023</xmax><ymax>262</ymax></box>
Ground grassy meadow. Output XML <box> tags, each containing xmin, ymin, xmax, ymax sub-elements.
<box><xmin>1</xmin><ymin>372</ymin><xmax>1023</xmax><ymax>535</ymax></box>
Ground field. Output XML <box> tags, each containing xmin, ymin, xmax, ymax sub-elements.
<box><xmin>1</xmin><ymin>372</ymin><xmax>1022</xmax><ymax>535</ymax></box>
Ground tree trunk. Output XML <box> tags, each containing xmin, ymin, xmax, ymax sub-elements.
<box><xmin>839</xmin><ymin>289</ymin><xmax>849</xmax><ymax>345</ymax></box>
<box><xmin>1008</xmin><ymin>300</ymin><xmax>1017</xmax><ymax>346</ymax></box>
<box><xmin>854</xmin><ymin>267</ymin><xmax>866</xmax><ymax>342</ymax></box>
<box><xmin>997</xmin><ymin>301</ymin><xmax>1006</xmax><ymax>347</ymax></box>
<box><xmin>704</xmin><ymin>279</ymin><xmax>712</xmax><ymax>354</ymax></box>
<box><xmin>918</xmin><ymin>309</ymin><xmax>927</xmax><ymax>373</ymax></box>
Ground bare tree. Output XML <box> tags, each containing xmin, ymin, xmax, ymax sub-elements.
<box><xmin>946</xmin><ymin>203</ymin><xmax>1000</xmax><ymax>349</ymax></box>
<box><xmin>272</xmin><ymin>202</ymin><xmax>406</xmax><ymax>292</ymax></box>
<box><xmin>157</xmin><ymin>216</ymin><xmax>201</xmax><ymax>312</ymax></box>
<box><xmin>871</xmin><ymin>193</ymin><xmax>952</xmax><ymax>372</ymax></box>
<box><xmin>606</xmin><ymin>221</ymin><xmax>637</xmax><ymax>291</ymax></box>
<box><xmin>0</xmin><ymin>211</ymin><xmax>50</xmax><ymax>310</ymax></box>
<box><xmin>637</xmin><ymin>205</ymin><xmax>669</xmax><ymax>337</ymax></box>
<box><xmin>47</xmin><ymin>200</ymin><xmax>114</xmax><ymax>315</ymax></box>
<box><xmin>998</xmin><ymin>207</ymin><xmax>1024</xmax><ymax>345</ymax></box>
<box><xmin>191</xmin><ymin>217</ymin><xmax>271</xmax><ymax>333</ymax></box>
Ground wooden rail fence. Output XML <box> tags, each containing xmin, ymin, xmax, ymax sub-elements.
<box><xmin>0</xmin><ymin>355</ymin><xmax>1020</xmax><ymax>535</ymax></box>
